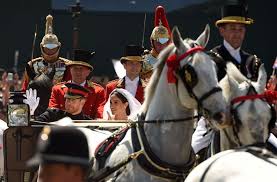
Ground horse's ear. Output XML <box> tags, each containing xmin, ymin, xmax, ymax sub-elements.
<box><xmin>226</xmin><ymin>62</ymin><xmax>247</xmax><ymax>83</ymax></box>
<box><xmin>227</xmin><ymin>74</ymin><xmax>239</xmax><ymax>96</ymax></box>
<box><xmin>196</xmin><ymin>24</ymin><xmax>210</xmax><ymax>48</ymax></box>
<box><xmin>252</xmin><ymin>64</ymin><xmax>267</xmax><ymax>93</ymax></box>
<box><xmin>172</xmin><ymin>26</ymin><xmax>183</xmax><ymax>49</ymax></box>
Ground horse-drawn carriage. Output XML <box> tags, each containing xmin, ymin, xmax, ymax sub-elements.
<box><xmin>2</xmin><ymin>119</ymin><xmax>129</xmax><ymax>182</ymax></box>
<box><xmin>2</xmin><ymin>25</ymin><xmax>277</xmax><ymax>182</ymax></box>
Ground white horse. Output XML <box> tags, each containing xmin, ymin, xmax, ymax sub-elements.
<box><xmin>185</xmin><ymin>63</ymin><xmax>277</xmax><ymax>182</ymax></box>
<box><xmin>89</xmin><ymin>25</ymin><xmax>228</xmax><ymax>182</ymax></box>
<box><xmin>219</xmin><ymin>62</ymin><xmax>274</xmax><ymax>150</ymax></box>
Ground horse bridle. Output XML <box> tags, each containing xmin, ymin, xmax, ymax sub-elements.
<box><xmin>230</xmin><ymin>85</ymin><xmax>276</xmax><ymax>147</ymax></box>
<box><xmin>166</xmin><ymin>43</ymin><xmax>222</xmax><ymax>118</ymax></box>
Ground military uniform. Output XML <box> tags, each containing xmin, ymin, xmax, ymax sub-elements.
<box><xmin>39</xmin><ymin>83</ymin><xmax>92</xmax><ymax>122</ymax></box>
<box><xmin>36</xmin><ymin>108</ymin><xmax>90</xmax><ymax>122</ymax></box>
<box><xmin>49</xmin><ymin>50</ymin><xmax>105</xmax><ymax>119</ymax></box>
<box><xmin>49</xmin><ymin>81</ymin><xmax>105</xmax><ymax>119</ymax></box>
<box><xmin>141</xmin><ymin>6</ymin><xmax>171</xmax><ymax>76</ymax></box>
<box><xmin>22</xmin><ymin>57</ymin><xmax>70</xmax><ymax>91</ymax></box>
<box><xmin>105</xmin><ymin>77</ymin><xmax>146</xmax><ymax>104</ymax></box>
<box><xmin>22</xmin><ymin>15</ymin><xmax>71</xmax><ymax>91</ymax></box>
<box><xmin>210</xmin><ymin>45</ymin><xmax>261</xmax><ymax>81</ymax></box>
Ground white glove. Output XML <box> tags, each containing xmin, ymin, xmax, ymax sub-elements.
<box><xmin>23</xmin><ymin>88</ymin><xmax>40</xmax><ymax>116</ymax></box>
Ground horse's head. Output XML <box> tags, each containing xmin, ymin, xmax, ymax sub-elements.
<box><xmin>220</xmin><ymin>63</ymin><xmax>272</xmax><ymax>144</ymax></box>
<box><xmin>166</xmin><ymin>25</ymin><xmax>227</xmax><ymax>125</ymax></box>
<box><xmin>27</xmin><ymin>66</ymin><xmax>55</xmax><ymax>115</ymax></box>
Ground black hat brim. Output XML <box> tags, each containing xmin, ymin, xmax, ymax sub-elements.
<box><xmin>27</xmin><ymin>154</ymin><xmax>90</xmax><ymax>168</ymax></box>
<box><xmin>66</xmin><ymin>61</ymin><xmax>93</xmax><ymax>70</ymax></box>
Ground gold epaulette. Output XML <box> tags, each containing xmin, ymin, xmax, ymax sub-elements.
<box><xmin>30</xmin><ymin>57</ymin><xmax>43</xmax><ymax>64</ymax></box>
<box><xmin>116</xmin><ymin>79</ymin><xmax>124</xmax><ymax>88</ymax></box>
<box><xmin>56</xmin><ymin>81</ymin><xmax>67</xmax><ymax>88</ymax></box>
<box><xmin>87</xmin><ymin>80</ymin><xmax>95</xmax><ymax>89</ymax></box>
<box><xmin>140</xmin><ymin>78</ymin><xmax>147</xmax><ymax>88</ymax></box>
<box><xmin>107</xmin><ymin>79</ymin><xmax>120</xmax><ymax>85</ymax></box>
<box><xmin>58</xmin><ymin>57</ymin><xmax>71</xmax><ymax>64</ymax></box>
<box><xmin>89</xmin><ymin>81</ymin><xmax>105</xmax><ymax>89</ymax></box>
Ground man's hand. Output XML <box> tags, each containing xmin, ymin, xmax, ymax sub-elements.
<box><xmin>23</xmin><ymin>88</ymin><xmax>40</xmax><ymax>115</ymax></box>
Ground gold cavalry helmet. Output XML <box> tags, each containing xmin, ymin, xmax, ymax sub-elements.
<box><xmin>150</xmin><ymin>6</ymin><xmax>171</xmax><ymax>44</ymax></box>
<box><xmin>40</xmin><ymin>15</ymin><xmax>61</xmax><ymax>63</ymax></box>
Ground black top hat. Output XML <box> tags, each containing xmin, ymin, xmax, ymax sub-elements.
<box><xmin>67</xmin><ymin>49</ymin><xmax>95</xmax><ymax>70</ymax></box>
<box><xmin>64</xmin><ymin>83</ymin><xmax>90</xmax><ymax>99</ymax></box>
<box><xmin>27</xmin><ymin>126</ymin><xmax>89</xmax><ymax>167</ymax></box>
<box><xmin>120</xmin><ymin>45</ymin><xmax>144</xmax><ymax>63</ymax></box>
<box><xmin>215</xmin><ymin>2</ymin><xmax>254</xmax><ymax>27</ymax></box>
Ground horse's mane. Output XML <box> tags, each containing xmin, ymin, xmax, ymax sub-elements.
<box><xmin>27</xmin><ymin>68</ymin><xmax>55</xmax><ymax>116</ymax></box>
<box><xmin>141</xmin><ymin>44</ymin><xmax>175</xmax><ymax>113</ymax></box>
<box><xmin>28</xmin><ymin>73</ymin><xmax>53</xmax><ymax>90</ymax></box>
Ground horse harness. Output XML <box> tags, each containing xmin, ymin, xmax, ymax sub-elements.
<box><xmin>229</xmin><ymin>85</ymin><xmax>276</xmax><ymax>147</ymax></box>
<box><xmin>90</xmin><ymin>117</ymin><xmax>196</xmax><ymax>182</ymax></box>
<box><xmin>166</xmin><ymin>43</ymin><xmax>222</xmax><ymax>118</ymax></box>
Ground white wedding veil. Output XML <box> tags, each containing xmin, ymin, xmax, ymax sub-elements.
<box><xmin>103</xmin><ymin>88</ymin><xmax>141</xmax><ymax>120</ymax></box>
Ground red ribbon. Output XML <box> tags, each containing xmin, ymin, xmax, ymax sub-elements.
<box><xmin>166</xmin><ymin>46</ymin><xmax>204</xmax><ymax>83</ymax></box>
<box><xmin>231</xmin><ymin>90</ymin><xmax>277</xmax><ymax>105</ymax></box>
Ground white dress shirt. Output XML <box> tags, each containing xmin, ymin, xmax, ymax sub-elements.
<box><xmin>125</xmin><ymin>76</ymin><xmax>139</xmax><ymax>97</ymax></box>
<box><xmin>223</xmin><ymin>40</ymin><xmax>241</xmax><ymax>64</ymax></box>
<box><xmin>72</xmin><ymin>80</ymin><xmax>86</xmax><ymax>87</ymax></box>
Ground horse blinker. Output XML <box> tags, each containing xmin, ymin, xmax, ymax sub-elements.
<box><xmin>178</xmin><ymin>64</ymin><xmax>198</xmax><ymax>89</ymax></box>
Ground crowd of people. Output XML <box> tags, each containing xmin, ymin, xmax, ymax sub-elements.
<box><xmin>1</xmin><ymin>1</ymin><xmax>277</xmax><ymax>181</ymax></box>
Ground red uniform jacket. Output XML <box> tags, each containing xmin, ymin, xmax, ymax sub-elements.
<box><xmin>48</xmin><ymin>81</ymin><xmax>106</xmax><ymax>119</ymax></box>
<box><xmin>105</xmin><ymin>77</ymin><xmax>146</xmax><ymax>104</ymax></box>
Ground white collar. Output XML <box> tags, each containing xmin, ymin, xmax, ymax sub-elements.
<box><xmin>125</xmin><ymin>76</ymin><xmax>139</xmax><ymax>84</ymax></box>
<box><xmin>71</xmin><ymin>80</ymin><xmax>86</xmax><ymax>86</ymax></box>
<box><xmin>223</xmin><ymin>40</ymin><xmax>241</xmax><ymax>63</ymax></box>
<box><xmin>223</xmin><ymin>40</ymin><xmax>241</xmax><ymax>53</ymax></box>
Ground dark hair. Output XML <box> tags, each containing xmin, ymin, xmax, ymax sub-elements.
<box><xmin>111</xmin><ymin>91</ymin><xmax>130</xmax><ymax>115</ymax></box>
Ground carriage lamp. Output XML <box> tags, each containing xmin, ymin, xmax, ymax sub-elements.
<box><xmin>7</xmin><ymin>92</ymin><xmax>30</xmax><ymax>127</ymax></box>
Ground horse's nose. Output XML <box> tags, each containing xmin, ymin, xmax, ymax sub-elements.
<box><xmin>212</xmin><ymin>112</ymin><xmax>224</xmax><ymax>121</ymax></box>
<box><xmin>212</xmin><ymin>112</ymin><xmax>232</xmax><ymax>129</ymax></box>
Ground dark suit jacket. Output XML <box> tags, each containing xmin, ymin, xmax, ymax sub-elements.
<box><xmin>210</xmin><ymin>45</ymin><xmax>261</xmax><ymax>81</ymax></box>
<box><xmin>36</xmin><ymin>108</ymin><xmax>91</xmax><ymax>123</ymax></box>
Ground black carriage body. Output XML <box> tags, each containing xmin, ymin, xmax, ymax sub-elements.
<box><xmin>3</xmin><ymin>126</ymin><xmax>42</xmax><ymax>182</ymax></box>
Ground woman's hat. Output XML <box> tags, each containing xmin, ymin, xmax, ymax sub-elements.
<box><xmin>120</xmin><ymin>45</ymin><xmax>144</xmax><ymax>64</ymax></box>
<box><xmin>66</xmin><ymin>49</ymin><xmax>95</xmax><ymax>70</ymax></box>
<box><xmin>215</xmin><ymin>2</ymin><xmax>254</xmax><ymax>27</ymax></box>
